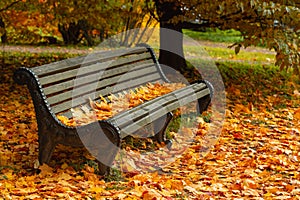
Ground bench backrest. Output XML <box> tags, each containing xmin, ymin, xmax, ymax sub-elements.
<box><xmin>30</xmin><ymin>45</ymin><xmax>169</xmax><ymax>117</ymax></box>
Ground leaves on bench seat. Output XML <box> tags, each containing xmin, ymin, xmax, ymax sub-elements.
<box><xmin>57</xmin><ymin>82</ymin><xmax>186</xmax><ymax>127</ymax></box>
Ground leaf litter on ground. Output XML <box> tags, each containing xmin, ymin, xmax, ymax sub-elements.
<box><xmin>0</xmin><ymin>52</ymin><xmax>300</xmax><ymax>199</ymax></box>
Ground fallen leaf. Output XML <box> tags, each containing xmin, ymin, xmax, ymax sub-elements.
<box><xmin>38</xmin><ymin>164</ymin><xmax>53</xmax><ymax>177</ymax></box>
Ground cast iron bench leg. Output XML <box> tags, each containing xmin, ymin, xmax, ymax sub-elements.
<box><xmin>197</xmin><ymin>80</ymin><xmax>214</xmax><ymax>114</ymax></box>
<box><xmin>152</xmin><ymin>112</ymin><xmax>173</xmax><ymax>149</ymax></box>
<box><xmin>38</xmin><ymin>133</ymin><xmax>57</xmax><ymax>165</ymax></box>
<box><xmin>78</xmin><ymin>121</ymin><xmax>121</xmax><ymax>176</ymax></box>
<box><xmin>197</xmin><ymin>95</ymin><xmax>212</xmax><ymax>114</ymax></box>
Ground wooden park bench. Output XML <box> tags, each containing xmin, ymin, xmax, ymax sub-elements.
<box><xmin>13</xmin><ymin>44</ymin><xmax>213</xmax><ymax>175</ymax></box>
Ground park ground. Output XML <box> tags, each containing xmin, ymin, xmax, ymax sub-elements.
<box><xmin>0</xmin><ymin>39</ymin><xmax>300</xmax><ymax>199</ymax></box>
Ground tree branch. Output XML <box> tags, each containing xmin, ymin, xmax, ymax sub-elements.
<box><xmin>0</xmin><ymin>0</ymin><xmax>22</xmax><ymax>13</ymax></box>
<box><xmin>145</xmin><ymin>0</ymin><xmax>159</xmax><ymax>22</ymax></box>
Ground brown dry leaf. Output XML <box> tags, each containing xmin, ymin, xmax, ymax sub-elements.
<box><xmin>243</xmin><ymin>179</ymin><xmax>259</xmax><ymax>189</ymax></box>
<box><xmin>293</xmin><ymin>89</ymin><xmax>300</xmax><ymax>97</ymax></box>
<box><xmin>294</xmin><ymin>108</ymin><xmax>300</xmax><ymax>120</ymax></box>
<box><xmin>142</xmin><ymin>189</ymin><xmax>163</xmax><ymax>200</ymax></box>
<box><xmin>38</xmin><ymin>164</ymin><xmax>53</xmax><ymax>177</ymax></box>
<box><xmin>234</xmin><ymin>104</ymin><xmax>251</xmax><ymax>114</ymax></box>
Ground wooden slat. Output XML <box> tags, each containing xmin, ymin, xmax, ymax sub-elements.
<box><xmin>106</xmin><ymin>83</ymin><xmax>209</xmax><ymax>137</ymax></box>
<box><xmin>47</xmin><ymin>65</ymin><xmax>159</xmax><ymax>105</ymax></box>
<box><xmin>32</xmin><ymin>55</ymin><xmax>86</xmax><ymax>76</ymax></box>
<box><xmin>39</xmin><ymin>52</ymin><xmax>152</xmax><ymax>85</ymax></box>
<box><xmin>32</xmin><ymin>47</ymin><xmax>149</xmax><ymax>76</ymax></box>
<box><xmin>51</xmin><ymin>73</ymin><xmax>162</xmax><ymax>114</ymax></box>
<box><xmin>112</xmin><ymin>83</ymin><xmax>206</xmax><ymax>122</ymax></box>
<box><xmin>59</xmin><ymin>82</ymin><xmax>208</xmax><ymax>121</ymax></box>
<box><xmin>42</xmin><ymin>60</ymin><xmax>154</xmax><ymax>96</ymax></box>
<box><xmin>106</xmin><ymin>76</ymin><xmax>164</xmax><ymax>96</ymax></box>
<box><xmin>120</xmin><ymin>89</ymin><xmax>210</xmax><ymax>138</ymax></box>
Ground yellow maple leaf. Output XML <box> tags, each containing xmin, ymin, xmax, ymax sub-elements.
<box><xmin>38</xmin><ymin>164</ymin><xmax>53</xmax><ymax>177</ymax></box>
<box><xmin>89</xmin><ymin>187</ymin><xmax>104</xmax><ymax>193</ymax></box>
<box><xmin>294</xmin><ymin>108</ymin><xmax>300</xmax><ymax>120</ymax></box>
<box><xmin>61</xmin><ymin>163</ymin><xmax>69</xmax><ymax>170</ymax></box>
<box><xmin>234</xmin><ymin>104</ymin><xmax>251</xmax><ymax>114</ymax></box>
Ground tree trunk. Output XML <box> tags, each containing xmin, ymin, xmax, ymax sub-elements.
<box><xmin>58</xmin><ymin>20</ymin><xmax>94</xmax><ymax>46</ymax></box>
<box><xmin>154</xmin><ymin>0</ymin><xmax>187</xmax><ymax>74</ymax></box>
<box><xmin>78</xmin><ymin>19</ymin><xmax>93</xmax><ymax>46</ymax></box>
<box><xmin>158</xmin><ymin>23</ymin><xmax>186</xmax><ymax>73</ymax></box>
<box><xmin>58</xmin><ymin>24</ymin><xmax>71</xmax><ymax>45</ymax></box>
<box><xmin>58</xmin><ymin>22</ymin><xmax>81</xmax><ymax>45</ymax></box>
<box><xmin>0</xmin><ymin>17</ymin><xmax>7</xmax><ymax>43</ymax></box>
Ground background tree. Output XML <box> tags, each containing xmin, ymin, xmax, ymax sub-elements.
<box><xmin>0</xmin><ymin>0</ymin><xmax>156</xmax><ymax>46</ymax></box>
<box><xmin>27</xmin><ymin>0</ymin><xmax>156</xmax><ymax>46</ymax></box>
<box><xmin>0</xmin><ymin>0</ymin><xmax>58</xmax><ymax>44</ymax></box>
<box><xmin>32</xmin><ymin>0</ymin><xmax>102</xmax><ymax>46</ymax></box>
<box><xmin>115</xmin><ymin>0</ymin><xmax>157</xmax><ymax>47</ymax></box>
<box><xmin>153</xmin><ymin>0</ymin><xmax>187</xmax><ymax>73</ymax></box>
<box><xmin>0</xmin><ymin>0</ymin><xmax>24</xmax><ymax>43</ymax></box>
<box><xmin>153</xmin><ymin>0</ymin><xmax>300</xmax><ymax>74</ymax></box>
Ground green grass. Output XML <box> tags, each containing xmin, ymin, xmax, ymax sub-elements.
<box><xmin>183</xmin><ymin>28</ymin><xmax>243</xmax><ymax>43</ymax></box>
<box><xmin>184</xmin><ymin>44</ymin><xmax>276</xmax><ymax>66</ymax></box>
<box><xmin>204</xmin><ymin>46</ymin><xmax>275</xmax><ymax>63</ymax></box>
<box><xmin>216</xmin><ymin>61</ymin><xmax>298</xmax><ymax>104</ymax></box>
<box><xmin>216</xmin><ymin>61</ymin><xmax>292</xmax><ymax>82</ymax></box>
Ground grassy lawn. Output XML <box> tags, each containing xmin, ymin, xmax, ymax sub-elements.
<box><xmin>183</xmin><ymin>28</ymin><xmax>243</xmax><ymax>43</ymax></box>
<box><xmin>204</xmin><ymin>46</ymin><xmax>275</xmax><ymax>63</ymax></box>
<box><xmin>182</xmin><ymin>29</ymin><xmax>276</xmax><ymax>65</ymax></box>
<box><xmin>185</xmin><ymin>45</ymin><xmax>276</xmax><ymax>66</ymax></box>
